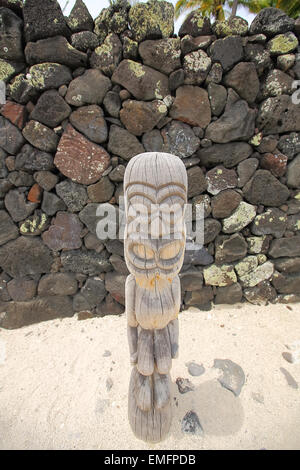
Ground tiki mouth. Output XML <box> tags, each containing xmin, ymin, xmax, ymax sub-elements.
<box><xmin>124</xmin><ymin>235</ymin><xmax>185</xmax><ymax>279</ymax></box>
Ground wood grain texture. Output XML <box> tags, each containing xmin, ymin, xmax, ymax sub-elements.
<box><xmin>124</xmin><ymin>152</ymin><xmax>187</xmax><ymax>443</ymax></box>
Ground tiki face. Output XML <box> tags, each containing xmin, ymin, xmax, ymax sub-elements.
<box><xmin>124</xmin><ymin>153</ymin><xmax>187</xmax><ymax>285</ymax></box>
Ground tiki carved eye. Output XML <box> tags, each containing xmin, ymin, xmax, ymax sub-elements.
<box><xmin>133</xmin><ymin>244</ymin><xmax>154</xmax><ymax>260</ymax></box>
<box><xmin>159</xmin><ymin>240</ymin><xmax>182</xmax><ymax>260</ymax></box>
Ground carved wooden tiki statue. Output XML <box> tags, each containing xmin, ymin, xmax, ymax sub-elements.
<box><xmin>124</xmin><ymin>152</ymin><xmax>188</xmax><ymax>442</ymax></box>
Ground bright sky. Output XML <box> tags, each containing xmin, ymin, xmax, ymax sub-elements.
<box><xmin>58</xmin><ymin>0</ymin><xmax>256</xmax><ymax>33</ymax></box>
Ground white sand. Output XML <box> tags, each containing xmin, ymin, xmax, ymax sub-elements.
<box><xmin>0</xmin><ymin>302</ymin><xmax>300</xmax><ymax>450</ymax></box>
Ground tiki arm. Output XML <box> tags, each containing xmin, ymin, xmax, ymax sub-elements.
<box><xmin>126</xmin><ymin>274</ymin><xmax>138</xmax><ymax>365</ymax></box>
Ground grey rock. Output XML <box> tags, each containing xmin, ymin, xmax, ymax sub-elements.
<box><xmin>209</xmin><ymin>36</ymin><xmax>243</xmax><ymax>72</ymax></box>
<box><xmin>184</xmin><ymin>244</ymin><xmax>213</xmax><ymax>266</ymax></box>
<box><xmin>237</xmin><ymin>158</ymin><xmax>259</xmax><ymax>188</ymax></box>
<box><xmin>0</xmin><ymin>296</ymin><xmax>74</xmax><ymax>330</ymax></box>
<box><xmin>5</xmin><ymin>189</ymin><xmax>37</xmax><ymax>222</ymax></box>
<box><xmin>109</xmin><ymin>254</ymin><xmax>129</xmax><ymax>275</ymax></box>
<box><xmin>22</xmin><ymin>120</ymin><xmax>59</xmax><ymax>153</ymax></box>
<box><xmin>80</xmin><ymin>277</ymin><xmax>107</xmax><ymax>309</ymax></box>
<box><xmin>180</xmin><ymin>271</ymin><xmax>203</xmax><ymax>291</ymax></box>
<box><xmin>30</xmin><ymin>90</ymin><xmax>71</xmax><ymax>128</ymax></box>
<box><xmin>15</xmin><ymin>145</ymin><xmax>54</xmax><ymax>172</ymax></box>
<box><xmin>87</xmin><ymin>177</ymin><xmax>115</xmax><ymax>203</ymax></box>
<box><xmin>215</xmin><ymin>283</ymin><xmax>243</xmax><ymax>304</ymax></box>
<box><xmin>105</xmin><ymin>271</ymin><xmax>126</xmax><ymax>306</ymax></box>
<box><xmin>261</xmin><ymin>69</ymin><xmax>294</xmax><ymax>98</ymax></box>
<box><xmin>243</xmin><ymin>170</ymin><xmax>289</xmax><ymax>207</ymax></box>
<box><xmin>56</xmin><ymin>180</ymin><xmax>88</xmax><ymax>213</ymax></box>
<box><xmin>181</xmin><ymin>411</ymin><xmax>203</xmax><ymax>436</ymax></box>
<box><xmin>0</xmin><ymin>210</ymin><xmax>18</xmax><ymax>246</ymax></box>
<box><xmin>8</xmin><ymin>73</ymin><xmax>38</xmax><ymax>104</ymax></box>
<box><xmin>0</xmin><ymin>117</ymin><xmax>24</xmax><ymax>154</ymax></box>
<box><xmin>206</xmin><ymin>166</ymin><xmax>237</xmax><ymax>196</ymax></box>
<box><xmin>207</xmin><ymin>82</ymin><xmax>227</xmax><ymax>117</ymax></box>
<box><xmin>244</xmin><ymin>281</ymin><xmax>277</xmax><ymax>305</ymax></box>
<box><xmin>7</xmin><ymin>277</ymin><xmax>37</xmax><ymax>301</ymax></box>
<box><xmin>91</xmin><ymin>33</ymin><xmax>122</xmax><ymax>77</ymax></box>
<box><xmin>274</xmin><ymin>257</ymin><xmax>300</xmax><ymax>274</ymax></box>
<box><xmin>67</xmin><ymin>0</ymin><xmax>94</xmax><ymax>33</ymax></box>
<box><xmin>129</xmin><ymin>1</ymin><xmax>174</xmax><ymax>42</ymax></box>
<box><xmin>205</xmin><ymin>90</ymin><xmax>256</xmax><ymax>143</ymax></box>
<box><xmin>169</xmin><ymin>68</ymin><xmax>184</xmax><ymax>91</ymax></box>
<box><xmin>280</xmin><ymin>368</ymin><xmax>298</xmax><ymax>390</ymax></box>
<box><xmin>198</xmin><ymin>142</ymin><xmax>252</xmax><ymax>168</ymax></box>
<box><xmin>278</xmin><ymin>133</ymin><xmax>300</xmax><ymax>159</ymax></box>
<box><xmin>287</xmin><ymin>154</ymin><xmax>300</xmax><ymax>188</ymax></box>
<box><xmin>42</xmin><ymin>191</ymin><xmax>66</xmax><ymax>216</ymax></box>
<box><xmin>0</xmin><ymin>7</ymin><xmax>24</xmax><ymax>62</ymax></box>
<box><xmin>257</xmin><ymin>95</ymin><xmax>300</xmax><ymax>135</ymax></box>
<box><xmin>244</xmin><ymin>43</ymin><xmax>271</xmax><ymax>74</ymax></box>
<box><xmin>25</xmin><ymin>36</ymin><xmax>87</xmax><ymax>69</ymax></box>
<box><xmin>249</xmin><ymin>7</ymin><xmax>294</xmax><ymax>37</ymax></box>
<box><xmin>28</xmin><ymin>63</ymin><xmax>72</xmax><ymax>92</ymax></box>
<box><xmin>204</xmin><ymin>218</ymin><xmax>221</xmax><ymax>244</ymax></box>
<box><xmin>70</xmin><ymin>105</ymin><xmax>108</xmax><ymax>144</ymax></box>
<box><xmin>269</xmin><ymin>236</ymin><xmax>300</xmax><ymax>258</ymax></box>
<box><xmin>38</xmin><ymin>273</ymin><xmax>78</xmax><ymax>296</ymax></box>
<box><xmin>34</xmin><ymin>171</ymin><xmax>58</xmax><ymax>192</ymax></box>
<box><xmin>184</xmin><ymin>286</ymin><xmax>214</xmax><ymax>307</ymax></box>
<box><xmin>61</xmin><ymin>250</ymin><xmax>112</xmax><ymax>275</ymax></box>
<box><xmin>0</xmin><ymin>236</ymin><xmax>53</xmax><ymax>277</ymax></box>
<box><xmin>71</xmin><ymin>31</ymin><xmax>100</xmax><ymax>52</ymax></box>
<box><xmin>65</xmin><ymin>69</ymin><xmax>112</xmax><ymax>107</ymax></box>
<box><xmin>215</xmin><ymin>234</ymin><xmax>248</xmax><ymax>264</ymax></box>
<box><xmin>183</xmin><ymin>49</ymin><xmax>211</xmax><ymax>85</ymax></box>
<box><xmin>211</xmin><ymin>189</ymin><xmax>242</xmax><ymax>219</ymax></box>
<box><xmin>179</xmin><ymin>10</ymin><xmax>211</xmax><ymax>37</ymax></box>
<box><xmin>103</xmin><ymin>91</ymin><xmax>121</xmax><ymax>118</ymax></box>
<box><xmin>187</xmin><ymin>166</ymin><xmax>207</xmax><ymax>198</ymax></box>
<box><xmin>108</xmin><ymin>124</ymin><xmax>144</xmax><ymax>161</ymax></box>
<box><xmin>139</xmin><ymin>38</ymin><xmax>181</xmax><ymax>75</ymax></box>
<box><xmin>224</xmin><ymin>62</ymin><xmax>259</xmax><ymax>103</ymax></box>
<box><xmin>176</xmin><ymin>377</ymin><xmax>195</xmax><ymax>394</ymax></box>
<box><xmin>109</xmin><ymin>165</ymin><xmax>125</xmax><ymax>183</ymax></box>
<box><xmin>23</xmin><ymin>0</ymin><xmax>70</xmax><ymax>42</ymax></box>
<box><xmin>162</xmin><ymin>121</ymin><xmax>200</xmax><ymax>159</ymax></box>
<box><xmin>186</xmin><ymin>362</ymin><xmax>205</xmax><ymax>377</ymax></box>
<box><xmin>222</xmin><ymin>202</ymin><xmax>256</xmax><ymax>234</ymax></box>
<box><xmin>214</xmin><ymin>358</ymin><xmax>245</xmax><ymax>397</ymax></box>
<box><xmin>112</xmin><ymin>59</ymin><xmax>170</xmax><ymax>101</ymax></box>
<box><xmin>251</xmin><ymin>208</ymin><xmax>287</xmax><ymax>238</ymax></box>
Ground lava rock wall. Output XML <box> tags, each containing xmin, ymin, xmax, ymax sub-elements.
<box><xmin>1</xmin><ymin>0</ymin><xmax>300</xmax><ymax>329</ymax></box>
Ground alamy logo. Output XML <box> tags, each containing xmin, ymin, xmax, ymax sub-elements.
<box><xmin>95</xmin><ymin>198</ymin><xmax>205</xmax><ymax>245</ymax></box>
<box><xmin>0</xmin><ymin>80</ymin><xmax>6</xmax><ymax>105</ymax></box>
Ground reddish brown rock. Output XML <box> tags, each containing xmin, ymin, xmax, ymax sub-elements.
<box><xmin>260</xmin><ymin>152</ymin><xmax>288</xmax><ymax>177</ymax></box>
<box><xmin>170</xmin><ymin>85</ymin><xmax>211</xmax><ymax>128</ymax></box>
<box><xmin>54</xmin><ymin>125</ymin><xmax>110</xmax><ymax>185</ymax></box>
<box><xmin>0</xmin><ymin>101</ymin><xmax>27</xmax><ymax>129</ymax></box>
<box><xmin>27</xmin><ymin>183</ymin><xmax>43</xmax><ymax>203</ymax></box>
<box><xmin>120</xmin><ymin>99</ymin><xmax>167</xmax><ymax>136</ymax></box>
<box><xmin>42</xmin><ymin>211</ymin><xmax>83</xmax><ymax>251</ymax></box>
